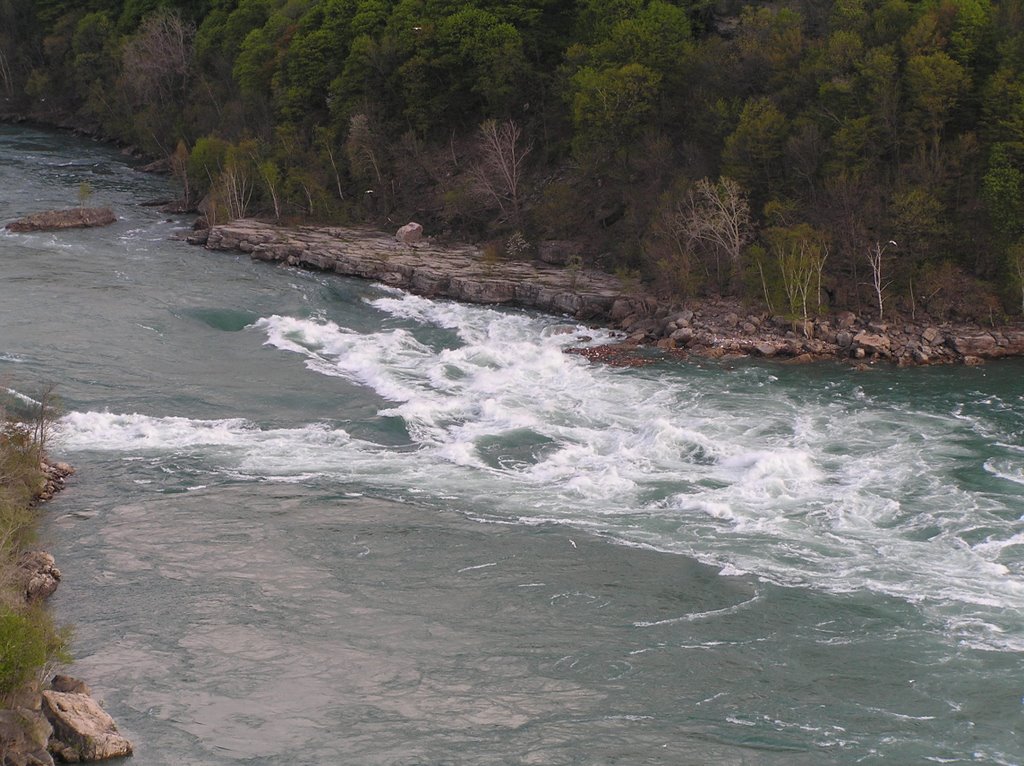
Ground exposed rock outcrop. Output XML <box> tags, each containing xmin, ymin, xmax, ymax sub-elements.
<box><xmin>16</xmin><ymin>552</ymin><xmax>61</xmax><ymax>603</ymax></box>
<box><xmin>0</xmin><ymin>701</ymin><xmax>54</xmax><ymax>766</ymax></box>
<box><xmin>5</xmin><ymin>209</ymin><xmax>116</xmax><ymax>233</ymax></box>
<box><xmin>198</xmin><ymin>219</ymin><xmax>1024</xmax><ymax>368</ymax></box>
<box><xmin>203</xmin><ymin>219</ymin><xmax>650</xmax><ymax>322</ymax></box>
<box><xmin>36</xmin><ymin>462</ymin><xmax>74</xmax><ymax>504</ymax></box>
<box><xmin>41</xmin><ymin>684</ymin><xmax>133</xmax><ymax>763</ymax></box>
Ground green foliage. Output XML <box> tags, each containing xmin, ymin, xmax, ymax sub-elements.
<box><xmin>10</xmin><ymin>0</ymin><xmax>1024</xmax><ymax>317</ymax></box>
<box><xmin>764</xmin><ymin>223</ymin><xmax>829</xmax><ymax>323</ymax></box>
<box><xmin>0</xmin><ymin>607</ymin><xmax>51</xmax><ymax>695</ymax></box>
<box><xmin>0</xmin><ymin>400</ymin><xmax>70</xmax><ymax>702</ymax></box>
<box><xmin>569</xmin><ymin>62</ymin><xmax>661</xmax><ymax>158</ymax></box>
<box><xmin>187</xmin><ymin>135</ymin><xmax>229</xmax><ymax>196</ymax></box>
<box><xmin>722</xmin><ymin>97</ymin><xmax>788</xmax><ymax>196</ymax></box>
<box><xmin>77</xmin><ymin>182</ymin><xmax>93</xmax><ymax>209</ymax></box>
<box><xmin>982</xmin><ymin>145</ymin><xmax>1024</xmax><ymax>238</ymax></box>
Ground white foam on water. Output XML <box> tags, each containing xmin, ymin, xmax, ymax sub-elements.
<box><xmin>248</xmin><ymin>299</ymin><xmax>1024</xmax><ymax>648</ymax></box>
<box><xmin>59</xmin><ymin>292</ymin><xmax>1024</xmax><ymax>650</ymax></box>
<box><xmin>633</xmin><ymin>593</ymin><xmax>763</xmax><ymax>627</ymax></box>
<box><xmin>3</xmin><ymin>387</ymin><xmax>41</xmax><ymax>406</ymax></box>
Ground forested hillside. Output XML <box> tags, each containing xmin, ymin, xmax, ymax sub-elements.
<box><xmin>3</xmin><ymin>0</ymin><xmax>1024</xmax><ymax>320</ymax></box>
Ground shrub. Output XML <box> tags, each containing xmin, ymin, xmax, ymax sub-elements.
<box><xmin>0</xmin><ymin>606</ymin><xmax>69</xmax><ymax>698</ymax></box>
<box><xmin>0</xmin><ymin>397</ymin><xmax>70</xmax><ymax>703</ymax></box>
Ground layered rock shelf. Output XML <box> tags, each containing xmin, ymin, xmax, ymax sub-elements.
<box><xmin>199</xmin><ymin>219</ymin><xmax>654</xmax><ymax>322</ymax></box>
<box><xmin>5</xmin><ymin>208</ymin><xmax>116</xmax><ymax>233</ymax></box>
<box><xmin>198</xmin><ymin>219</ymin><xmax>1024</xmax><ymax>367</ymax></box>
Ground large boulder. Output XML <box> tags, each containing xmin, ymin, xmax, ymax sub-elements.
<box><xmin>5</xmin><ymin>208</ymin><xmax>116</xmax><ymax>233</ymax></box>
<box><xmin>17</xmin><ymin>552</ymin><xmax>61</xmax><ymax>603</ymax></box>
<box><xmin>395</xmin><ymin>222</ymin><xmax>423</xmax><ymax>244</ymax></box>
<box><xmin>951</xmin><ymin>332</ymin><xmax>997</xmax><ymax>357</ymax></box>
<box><xmin>41</xmin><ymin>688</ymin><xmax>133</xmax><ymax>762</ymax></box>
<box><xmin>853</xmin><ymin>330</ymin><xmax>892</xmax><ymax>357</ymax></box>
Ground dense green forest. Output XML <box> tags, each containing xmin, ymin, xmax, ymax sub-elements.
<box><xmin>3</xmin><ymin>0</ymin><xmax>1024</xmax><ymax>319</ymax></box>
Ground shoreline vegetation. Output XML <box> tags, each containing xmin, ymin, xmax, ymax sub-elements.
<box><xmin>0</xmin><ymin>395</ymin><xmax>69</xmax><ymax>765</ymax></box>
<box><xmin>4</xmin><ymin>0</ymin><xmax>1024</xmax><ymax>333</ymax></box>
<box><xmin>0</xmin><ymin>397</ymin><xmax>133</xmax><ymax>765</ymax></box>
<box><xmin>197</xmin><ymin>217</ymin><xmax>1024</xmax><ymax>368</ymax></box>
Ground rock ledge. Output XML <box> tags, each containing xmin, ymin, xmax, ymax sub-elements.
<box><xmin>5</xmin><ymin>208</ymin><xmax>116</xmax><ymax>233</ymax></box>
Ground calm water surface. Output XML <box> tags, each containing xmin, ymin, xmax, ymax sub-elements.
<box><xmin>2</xmin><ymin>125</ymin><xmax>1023</xmax><ymax>765</ymax></box>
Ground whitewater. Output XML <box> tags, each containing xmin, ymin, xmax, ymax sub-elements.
<box><xmin>4</xmin><ymin>124</ymin><xmax>1024</xmax><ymax>764</ymax></box>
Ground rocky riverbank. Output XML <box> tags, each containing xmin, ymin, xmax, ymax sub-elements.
<box><xmin>0</xmin><ymin>460</ymin><xmax>133</xmax><ymax>765</ymax></box>
<box><xmin>196</xmin><ymin>219</ymin><xmax>1024</xmax><ymax>367</ymax></box>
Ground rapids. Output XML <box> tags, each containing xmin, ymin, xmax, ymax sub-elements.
<box><xmin>3</xmin><ymin>125</ymin><xmax>1024</xmax><ymax>765</ymax></box>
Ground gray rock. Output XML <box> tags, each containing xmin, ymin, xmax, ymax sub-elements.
<box><xmin>17</xmin><ymin>552</ymin><xmax>61</xmax><ymax>602</ymax></box>
<box><xmin>0</xmin><ymin>708</ymin><xmax>54</xmax><ymax>766</ymax></box>
<box><xmin>670</xmin><ymin>327</ymin><xmax>694</xmax><ymax>345</ymax></box>
<box><xmin>537</xmin><ymin>240</ymin><xmax>582</xmax><ymax>266</ymax></box>
<box><xmin>50</xmin><ymin>677</ymin><xmax>90</xmax><ymax>696</ymax></box>
<box><xmin>952</xmin><ymin>333</ymin><xmax>997</xmax><ymax>356</ymax></box>
<box><xmin>836</xmin><ymin>310</ymin><xmax>856</xmax><ymax>328</ymax></box>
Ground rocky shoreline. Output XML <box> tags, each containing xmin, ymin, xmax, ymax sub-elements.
<box><xmin>196</xmin><ymin>219</ymin><xmax>1024</xmax><ymax>368</ymax></box>
<box><xmin>1</xmin><ymin>461</ymin><xmax>133</xmax><ymax>766</ymax></box>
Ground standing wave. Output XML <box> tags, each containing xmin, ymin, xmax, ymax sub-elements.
<box><xmin>61</xmin><ymin>292</ymin><xmax>1024</xmax><ymax>648</ymax></box>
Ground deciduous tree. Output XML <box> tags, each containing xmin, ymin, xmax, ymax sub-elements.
<box><xmin>469</xmin><ymin>118</ymin><xmax>531</xmax><ymax>226</ymax></box>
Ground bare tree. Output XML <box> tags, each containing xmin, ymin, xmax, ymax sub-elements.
<box><xmin>170</xmin><ymin>140</ymin><xmax>191</xmax><ymax>205</ymax></box>
<box><xmin>469</xmin><ymin>119</ymin><xmax>531</xmax><ymax>226</ymax></box>
<box><xmin>769</xmin><ymin>224</ymin><xmax>829</xmax><ymax>330</ymax></box>
<box><xmin>1010</xmin><ymin>240</ymin><xmax>1024</xmax><ymax>315</ymax></box>
<box><xmin>670</xmin><ymin>177</ymin><xmax>752</xmax><ymax>293</ymax></box>
<box><xmin>257</xmin><ymin>160</ymin><xmax>282</xmax><ymax>220</ymax></box>
<box><xmin>866</xmin><ymin>240</ymin><xmax>896</xmax><ymax>320</ymax></box>
<box><xmin>346</xmin><ymin>113</ymin><xmax>384</xmax><ymax>186</ymax></box>
<box><xmin>315</xmin><ymin>127</ymin><xmax>346</xmax><ymax>202</ymax></box>
<box><xmin>221</xmin><ymin>150</ymin><xmax>255</xmax><ymax>220</ymax></box>
<box><xmin>122</xmin><ymin>10</ymin><xmax>195</xmax><ymax>106</ymax></box>
<box><xmin>0</xmin><ymin>47</ymin><xmax>12</xmax><ymax>97</ymax></box>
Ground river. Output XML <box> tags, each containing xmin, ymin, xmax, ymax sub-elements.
<box><xmin>2</xmin><ymin>124</ymin><xmax>1023</xmax><ymax>765</ymax></box>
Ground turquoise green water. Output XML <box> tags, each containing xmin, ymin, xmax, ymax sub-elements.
<box><xmin>2</xmin><ymin>125</ymin><xmax>1023</xmax><ymax>764</ymax></box>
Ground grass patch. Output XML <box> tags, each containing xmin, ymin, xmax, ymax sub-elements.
<box><xmin>0</xmin><ymin>392</ymin><xmax>70</xmax><ymax>702</ymax></box>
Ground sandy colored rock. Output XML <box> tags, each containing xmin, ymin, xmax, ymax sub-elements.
<box><xmin>853</xmin><ymin>331</ymin><xmax>891</xmax><ymax>356</ymax></box>
<box><xmin>395</xmin><ymin>222</ymin><xmax>423</xmax><ymax>243</ymax></box>
<box><xmin>41</xmin><ymin>691</ymin><xmax>132</xmax><ymax>762</ymax></box>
